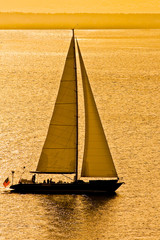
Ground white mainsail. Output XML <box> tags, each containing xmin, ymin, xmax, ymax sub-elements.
<box><xmin>77</xmin><ymin>41</ymin><xmax>118</xmax><ymax>178</ymax></box>
<box><xmin>36</xmin><ymin>36</ymin><xmax>77</xmax><ymax>173</ymax></box>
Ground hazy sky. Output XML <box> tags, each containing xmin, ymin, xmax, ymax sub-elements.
<box><xmin>1</xmin><ymin>0</ymin><xmax>160</xmax><ymax>13</ymax></box>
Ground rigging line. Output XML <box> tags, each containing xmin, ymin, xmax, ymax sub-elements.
<box><xmin>61</xmin><ymin>174</ymin><xmax>73</xmax><ymax>181</ymax></box>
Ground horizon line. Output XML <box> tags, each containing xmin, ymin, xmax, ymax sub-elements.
<box><xmin>1</xmin><ymin>12</ymin><xmax>160</xmax><ymax>14</ymax></box>
<box><xmin>0</xmin><ymin>12</ymin><xmax>160</xmax><ymax>29</ymax></box>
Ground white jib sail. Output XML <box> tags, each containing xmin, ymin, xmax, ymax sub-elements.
<box><xmin>77</xmin><ymin>41</ymin><xmax>118</xmax><ymax>178</ymax></box>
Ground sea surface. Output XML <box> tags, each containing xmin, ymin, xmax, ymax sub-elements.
<box><xmin>0</xmin><ymin>29</ymin><xmax>160</xmax><ymax>240</ymax></box>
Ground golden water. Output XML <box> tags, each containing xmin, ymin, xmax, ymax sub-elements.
<box><xmin>0</xmin><ymin>30</ymin><xmax>160</xmax><ymax>239</ymax></box>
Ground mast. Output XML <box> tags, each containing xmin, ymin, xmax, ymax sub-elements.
<box><xmin>72</xmin><ymin>29</ymin><xmax>79</xmax><ymax>182</ymax></box>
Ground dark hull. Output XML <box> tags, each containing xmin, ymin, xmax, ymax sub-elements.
<box><xmin>10</xmin><ymin>180</ymin><xmax>123</xmax><ymax>195</ymax></box>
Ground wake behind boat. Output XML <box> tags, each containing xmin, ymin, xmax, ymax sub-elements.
<box><xmin>10</xmin><ymin>30</ymin><xmax>124</xmax><ymax>194</ymax></box>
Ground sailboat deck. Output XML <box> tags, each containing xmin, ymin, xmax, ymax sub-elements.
<box><xmin>10</xmin><ymin>180</ymin><xmax>123</xmax><ymax>194</ymax></box>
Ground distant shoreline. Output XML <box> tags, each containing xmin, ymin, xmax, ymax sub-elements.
<box><xmin>0</xmin><ymin>13</ymin><xmax>160</xmax><ymax>29</ymax></box>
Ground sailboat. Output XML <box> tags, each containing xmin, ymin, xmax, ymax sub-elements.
<box><xmin>10</xmin><ymin>30</ymin><xmax>124</xmax><ymax>194</ymax></box>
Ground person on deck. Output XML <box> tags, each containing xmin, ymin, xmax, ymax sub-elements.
<box><xmin>32</xmin><ymin>174</ymin><xmax>36</xmax><ymax>183</ymax></box>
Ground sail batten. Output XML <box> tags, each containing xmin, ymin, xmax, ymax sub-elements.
<box><xmin>36</xmin><ymin>36</ymin><xmax>77</xmax><ymax>174</ymax></box>
<box><xmin>77</xmin><ymin>41</ymin><xmax>118</xmax><ymax>178</ymax></box>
